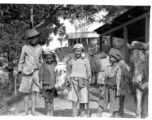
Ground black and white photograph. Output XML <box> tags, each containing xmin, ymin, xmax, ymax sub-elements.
<box><xmin>0</xmin><ymin>0</ymin><xmax>150</xmax><ymax>118</ymax></box>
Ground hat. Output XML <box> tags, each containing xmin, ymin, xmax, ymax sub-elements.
<box><xmin>109</xmin><ymin>48</ymin><xmax>122</xmax><ymax>61</ymax></box>
<box><xmin>43</xmin><ymin>49</ymin><xmax>56</xmax><ymax>56</ymax></box>
<box><xmin>73</xmin><ymin>44</ymin><xmax>85</xmax><ymax>51</ymax></box>
<box><xmin>26</xmin><ymin>28</ymin><xmax>40</xmax><ymax>39</ymax></box>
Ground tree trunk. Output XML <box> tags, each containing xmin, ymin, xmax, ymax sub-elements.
<box><xmin>60</xmin><ymin>40</ymin><xmax>63</xmax><ymax>52</ymax></box>
<box><xmin>30</xmin><ymin>5</ymin><xmax>34</xmax><ymax>28</ymax></box>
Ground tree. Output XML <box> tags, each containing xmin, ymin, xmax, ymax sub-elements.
<box><xmin>0</xmin><ymin>4</ymin><xmax>132</xmax><ymax>84</ymax></box>
<box><xmin>57</xmin><ymin>26</ymin><xmax>68</xmax><ymax>51</ymax></box>
<box><xmin>0</xmin><ymin>20</ymin><xmax>28</xmax><ymax>82</ymax></box>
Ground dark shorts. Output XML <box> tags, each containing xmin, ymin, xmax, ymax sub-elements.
<box><xmin>42</xmin><ymin>85</ymin><xmax>58</xmax><ymax>101</ymax></box>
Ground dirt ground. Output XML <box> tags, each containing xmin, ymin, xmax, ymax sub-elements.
<box><xmin>3</xmin><ymin>85</ymin><xmax>148</xmax><ymax>118</ymax></box>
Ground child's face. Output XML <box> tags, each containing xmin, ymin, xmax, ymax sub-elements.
<box><xmin>45</xmin><ymin>55</ymin><xmax>54</xmax><ymax>64</ymax></box>
<box><xmin>74</xmin><ymin>48</ymin><xmax>82</xmax><ymax>58</ymax></box>
<box><xmin>29</xmin><ymin>36</ymin><xmax>38</xmax><ymax>46</ymax></box>
<box><xmin>109</xmin><ymin>55</ymin><xmax>117</xmax><ymax>64</ymax></box>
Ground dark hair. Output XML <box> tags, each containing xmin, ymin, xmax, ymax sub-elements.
<box><xmin>109</xmin><ymin>55</ymin><xmax>119</xmax><ymax>62</ymax></box>
<box><xmin>43</xmin><ymin>53</ymin><xmax>57</xmax><ymax>64</ymax></box>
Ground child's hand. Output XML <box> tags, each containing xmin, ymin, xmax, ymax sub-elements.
<box><xmin>116</xmin><ymin>88</ymin><xmax>121</xmax><ymax>96</ymax></box>
<box><xmin>39</xmin><ymin>82</ymin><xmax>43</xmax><ymax>90</ymax></box>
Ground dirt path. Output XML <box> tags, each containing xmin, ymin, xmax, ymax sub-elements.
<box><xmin>6</xmin><ymin>85</ymin><xmax>147</xmax><ymax>117</ymax></box>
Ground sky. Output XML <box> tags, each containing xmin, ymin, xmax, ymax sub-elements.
<box><xmin>43</xmin><ymin>11</ymin><xmax>105</xmax><ymax>51</ymax></box>
<box><xmin>43</xmin><ymin>20</ymin><xmax>104</xmax><ymax>51</ymax></box>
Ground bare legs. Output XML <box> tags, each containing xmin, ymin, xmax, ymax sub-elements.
<box><xmin>96</xmin><ymin>105</ymin><xmax>103</xmax><ymax>117</ymax></box>
<box><xmin>45</xmin><ymin>99</ymin><xmax>54</xmax><ymax>116</ymax></box>
<box><xmin>72</xmin><ymin>101</ymin><xmax>78</xmax><ymax>117</ymax></box>
<box><xmin>23</xmin><ymin>93</ymin><xmax>30</xmax><ymax>115</ymax></box>
<box><xmin>31</xmin><ymin>91</ymin><xmax>37</xmax><ymax>115</ymax></box>
<box><xmin>79</xmin><ymin>103</ymin><xmax>85</xmax><ymax>117</ymax></box>
<box><xmin>22</xmin><ymin>91</ymin><xmax>37</xmax><ymax>115</ymax></box>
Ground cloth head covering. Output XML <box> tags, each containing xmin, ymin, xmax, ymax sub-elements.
<box><xmin>109</xmin><ymin>48</ymin><xmax>122</xmax><ymax>61</ymax></box>
<box><xmin>26</xmin><ymin>28</ymin><xmax>40</xmax><ymax>39</ymax></box>
<box><xmin>43</xmin><ymin>49</ymin><xmax>56</xmax><ymax>56</ymax></box>
<box><xmin>73</xmin><ymin>44</ymin><xmax>85</xmax><ymax>51</ymax></box>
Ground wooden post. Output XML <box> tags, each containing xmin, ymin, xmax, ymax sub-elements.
<box><xmin>14</xmin><ymin>74</ymin><xmax>17</xmax><ymax>95</ymax></box>
<box><xmin>30</xmin><ymin>5</ymin><xmax>34</xmax><ymax>28</ymax></box>
<box><xmin>76</xmin><ymin>39</ymin><xmax>78</xmax><ymax>44</ymax></box>
<box><xmin>145</xmin><ymin>15</ymin><xmax>150</xmax><ymax>43</ymax></box>
<box><xmin>80</xmin><ymin>39</ymin><xmax>82</xmax><ymax>43</ymax></box>
<box><xmin>110</xmin><ymin>33</ymin><xmax>113</xmax><ymax>48</ymax></box>
<box><xmin>123</xmin><ymin>26</ymin><xmax>129</xmax><ymax>62</ymax></box>
<box><xmin>86</xmin><ymin>39</ymin><xmax>89</xmax><ymax>45</ymax></box>
<box><xmin>99</xmin><ymin>35</ymin><xmax>102</xmax><ymax>52</ymax></box>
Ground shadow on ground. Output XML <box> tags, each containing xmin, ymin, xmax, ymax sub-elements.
<box><xmin>35</xmin><ymin>107</ymin><xmax>98</xmax><ymax>117</ymax></box>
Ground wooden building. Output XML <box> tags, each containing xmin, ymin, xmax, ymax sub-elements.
<box><xmin>67</xmin><ymin>32</ymin><xmax>99</xmax><ymax>46</ymax></box>
<box><xmin>94</xmin><ymin>6</ymin><xmax>150</xmax><ymax>62</ymax></box>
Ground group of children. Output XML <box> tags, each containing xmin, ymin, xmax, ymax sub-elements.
<box><xmin>18</xmin><ymin>28</ymin><xmax>131</xmax><ymax>117</ymax></box>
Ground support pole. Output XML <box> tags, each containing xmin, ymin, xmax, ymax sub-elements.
<box><xmin>123</xmin><ymin>26</ymin><xmax>129</xmax><ymax>62</ymax></box>
<box><xmin>145</xmin><ymin>15</ymin><xmax>150</xmax><ymax>43</ymax></box>
<box><xmin>110</xmin><ymin>33</ymin><xmax>113</xmax><ymax>48</ymax></box>
<box><xmin>99</xmin><ymin>35</ymin><xmax>102</xmax><ymax>52</ymax></box>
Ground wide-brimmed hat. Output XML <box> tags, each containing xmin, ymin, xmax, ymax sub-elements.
<box><xmin>109</xmin><ymin>48</ymin><xmax>122</xmax><ymax>61</ymax></box>
<box><xmin>73</xmin><ymin>44</ymin><xmax>85</xmax><ymax>51</ymax></box>
<box><xmin>26</xmin><ymin>28</ymin><xmax>40</xmax><ymax>39</ymax></box>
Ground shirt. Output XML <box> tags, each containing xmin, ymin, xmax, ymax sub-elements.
<box><xmin>101</xmin><ymin>64</ymin><xmax>122</xmax><ymax>91</ymax></box>
<box><xmin>39</xmin><ymin>63</ymin><xmax>56</xmax><ymax>89</ymax></box>
<box><xmin>69</xmin><ymin>58</ymin><xmax>91</xmax><ymax>80</ymax></box>
<box><xmin>18</xmin><ymin>44</ymin><xmax>43</xmax><ymax>75</ymax></box>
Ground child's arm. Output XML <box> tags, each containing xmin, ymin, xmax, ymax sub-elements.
<box><xmin>86</xmin><ymin>59</ymin><xmax>92</xmax><ymax>83</ymax></box>
<box><xmin>119</xmin><ymin>60</ymin><xmax>132</xmax><ymax>78</ymax></box>
<box><xmin>39</xmin><ymin>48</ymin><xmax>43</xmax><ymax>68</ymax></box>
<box><xmin>18</xmin><ymin>45</ymin><xmax>26</xmax><ymax>73</ymax></box>
<box><xmin>39</xmin><ymin>64</ymin><xmax>44</xmax><ymax>90</ymax></box>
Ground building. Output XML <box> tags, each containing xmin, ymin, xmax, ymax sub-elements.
<box><xmin>94</xmin><ymin>6</ymin><xmax>150</xmax><ymax>62</ymax></box>
<box><xmin>67</xmin><ymin>32</ymin><xmax>99</xmax><ymax>46</ymax></box>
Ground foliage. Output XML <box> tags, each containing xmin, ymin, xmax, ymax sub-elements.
<box><xmin>57</xmin><ymin>25</ymin><xmax>68</xmax><ymax>47</ymax></box>
<box><xmin>0</xmin><ymin>4</ymin><xmax>132</xmax><ymax>102</ymax></box>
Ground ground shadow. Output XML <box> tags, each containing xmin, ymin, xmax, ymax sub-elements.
<box><xmin>35</xmin><ymin>107</ymin><xmax>99</xmax><ymax>117</ymax></box>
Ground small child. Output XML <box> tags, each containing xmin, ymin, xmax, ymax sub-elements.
<box><xmin>39</xmin><ymin>50</ymin><xmax>58</xmax><ymax>116</ymax></box>
<box><xmin>67</xmin><ymin>44</ymin><xmax>91</xmax><ymax>117</ymax></box>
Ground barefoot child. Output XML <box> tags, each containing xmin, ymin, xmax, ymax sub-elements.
<box><xmin>39</xmin><ymin>50</ymin><xmax>58</xmax><ymax>116</ymax></box>
<box><xmin>18</xmin><ymin>28</ymin><xmax>43</xmax><ymax>115</ymax></box>
<box><xmin>67</xmin><ymin>44</ymin><xmax>91</xmax><ymax>117</ymax></box>
<box><xmin>97</xmin><ymin>48</ymin><xmax>122</xmax><ymax>118</ymax></box>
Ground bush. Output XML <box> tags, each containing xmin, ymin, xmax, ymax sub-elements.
<box><xmin>0</xmin><ymin>70</ymin><xmax>20</xmax><ymax>99</ymax></box>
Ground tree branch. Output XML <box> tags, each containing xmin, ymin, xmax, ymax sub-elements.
<box><xmin>35</xmin><ymin>6</ymin><xmax>63</xmax><ymax>28</ymax></box>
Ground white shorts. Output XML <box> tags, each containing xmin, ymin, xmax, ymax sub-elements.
<box><xmin>67</xmin><ymin>79</ymin><xmax>89</xmax><ymax>103</ymax></box>
<box><xmin>19</xmin><ymin>70</ymin><xmax>40</xmax><ymax>93</ymax></box>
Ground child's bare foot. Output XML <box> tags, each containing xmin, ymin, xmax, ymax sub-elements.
<box><xmin>46</xmin><ymin>112</ymin><xmax>49</xmax><ymax>116</ymax></box>
<box><xmin>22</xmin><ymin>110</ymin><xmax>28</xmax><ymax>116</ymax></box>
<box><xmin>79</xmin><ymin>111</ymin><xmax>85</xmax><ymax>117</ymax></box>
<box><xmin>49</xmin><ymin>112</ymin><xmax>53</xmax><ymax>116</ymax></box>
<box><xmin>31</xmin><ymin>110</ymin><xmax>37</xmax><ymax>116</ymax></box>
<box><xmin>87</xmin><ymin>111</ymin><xmax>91</xmax><ymax>117</ymax></box>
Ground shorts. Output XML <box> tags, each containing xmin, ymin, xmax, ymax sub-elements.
<box><xmin>67</xmin><ymin>78</ymin><xmax>89</xmax><ymax>103</ymax></box>
<box><xmin>42</xmin><ymin>85</ymin><xmax>58</xmax><ymax>101</ymax></box>
<box><xmin>19</xmin><ymin>70</ymin><xmax>40</xmax><ymax>93</ymax></box>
